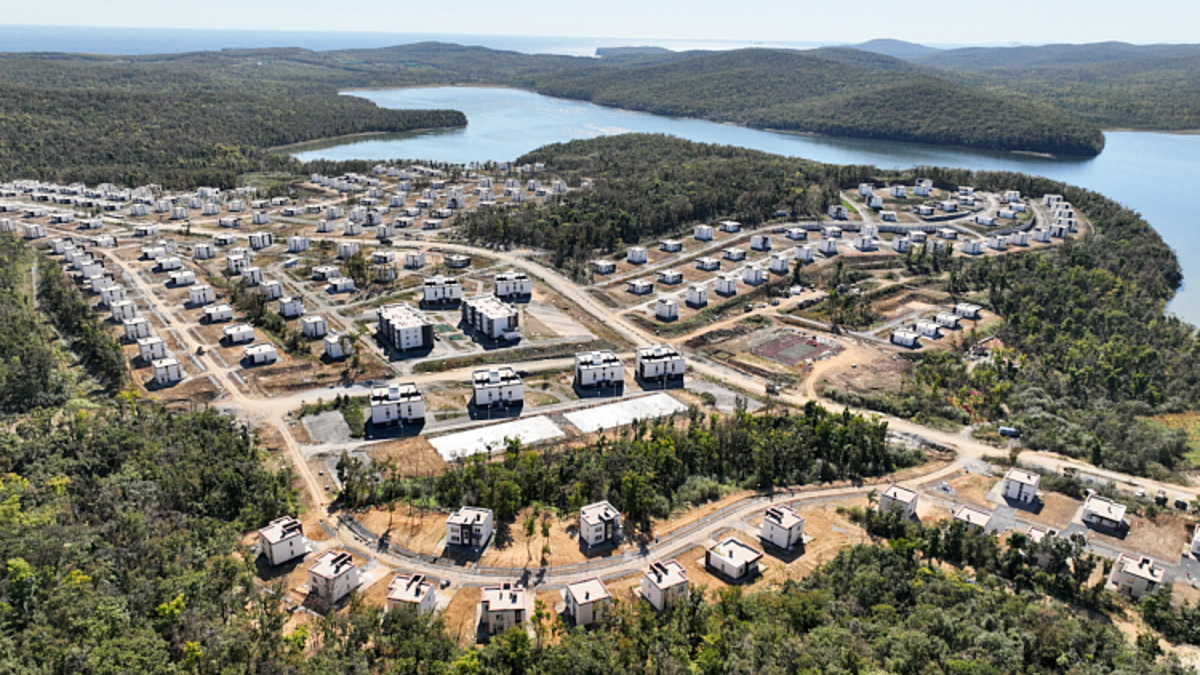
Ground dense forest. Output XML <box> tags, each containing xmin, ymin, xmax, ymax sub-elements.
<box><xmin>906</xmin><ymin>42</ymin><xmax>1200</xmax><ymax>130</ymax></box>
<box><xmin>456</xmin><ymin>134</ymin><xmax>863</xmax><ymax>275</ymax></box>
<box><xmin>336</xmin><ymin>402</ymin><xmax>918</xmax><ymax>527</ymax></box>
<box><xmin>0</xmin><ymin>237</ymin><xmax>70</xmax><ymax>412</ymax></box>
<box><xmin>530</xmin><ymin>49</ymin><xmax>1105</xmax><ymax>156</ymax></box>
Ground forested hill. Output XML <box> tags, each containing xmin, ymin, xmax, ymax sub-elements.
<box><xmin>906</xmin><ymin>42</ymin><xmax>1200</xmax><ymax>130</ymax></box>
<box><xmin>0</xmin><ymin>51</ymin><xmax>466</xmax><ymax>188</ymax></box>
<box><xmin>528</xmin><ymin>49</ymin><xmax>1106</xmax><ymax>156</ymax></box>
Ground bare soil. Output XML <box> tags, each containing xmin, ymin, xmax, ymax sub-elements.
<box><xmin>443</xmin><ymin>586</ymin><xmax>482</xmax><ymax>647</ymax></box>
<box><xmin>363</xmin><ymin>437</ymin><xmax>446</xmax><ymax>477</ymax></box>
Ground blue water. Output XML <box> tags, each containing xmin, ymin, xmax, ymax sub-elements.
<box><xmin>0</xmin><ymin>25</ymin><xmax>826</xmax><ymax>57</ymax></box>
<box><xmin>291</xmin><ymin>87</ymin><xmax>1200</xmax><ymax>323</ymax></box>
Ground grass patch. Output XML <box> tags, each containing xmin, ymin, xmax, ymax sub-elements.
<box><xmin>1145</xmin><ymin>411</ymin><xmax>1200</xmax><ymax>466</ymax></box>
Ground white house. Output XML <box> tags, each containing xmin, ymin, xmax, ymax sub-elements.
<box><xmin>686</xmin><ymin>283</ymin><xmax>708</xmax><ymax>307</ymax></box>
<box><xmin>1002</xmin><ymin>468</ymin><xmax>1040</xmax><ymax>504</ymax></box>
<box><xmin>750</xmin><ymin>234</ymin><xmax>771</xmax><ymax>251</ymax></box>
<box><xmin>1004</xmin><ymin>190</ymin><xmax>1021</xmax><ymax>203</ymax></box>
<box><xmin>212</xmin><ymin>233</ymin><xmax>238</xmax><ymax>246</ymax></box>
<box><xmin>914</xmin><ymin>205</ymin><xmax>935</xmax><ymax>216</ymax></box>
<box><xmin>955</xmin><ymin>506</ymin><xmax>992</xmax><ymax>531</ymax></box>
<box><xmin>1010</xmin><ymin>231</ymin><xmax>1029</xmax><ymax>246</ymax></box>
<box><xmin>137</xmin><ymin>335</ymin><xmax>168</xmax><ymax>362</ymax></box>
<box><xmin>891</xmin><ymin>329</ymin><xmax>920</xmax><ymax>348</ymax></box>
<box><xmin>226</xmin><ymin>254</ymin><xmax>250</xmax><ymax>274</ymax></box>
<box><xmin>307</xmin><ymin>550</ymin><xmax>360</xmax><ymax>606</ymax></box>
<box><xmin>1082</xmin><ymin>495</ymin><xmax>1126</xmax><ymax>530</ymax></box>
<box><xmin>854</xmin><ymin>234</ymin><xmax>877</xmax><ymax>252</ymax></box>
<box><xmin>976</xmin><ymin>215</ymin><xmax>997</xmax><ymax>226</ymax></box>
<box><xmin>719</xmin><ymin>220</ymin><xmax>741</xmax><ymax>233</ymax></box>
<box><xmin>445</xmin><ymin>254</ymin><xmax>471</xmax><ymax>268</ymax></box>
<box><xmin>858</xmin><ymin>183</ymin><xmax>874</xmax><ymax>196</ymax></box>
<box><xmin>627</xmin><ymin>246</ymin><xmax>648</xmax><ymax>264</ymax></box>
<box><xmin>998</xmin><ymin>209</ymin><xmax>1017</xmax><ymax>220</ymax></box>
<box><xmin>312</xmin><ymin>264</ymin><xmax>340</xmax><ymax>281</ymax></box>
<box><xmin>656</xmin><ymin>269</ymin><xmax>683</xmax><ymax>285</ymax></box>
<box><xmin>169</xmin><ymin>270</ymin><xmax>196</xmax><ymax>286</ymax></box>
<box><xmin>377</xmin><ymin>303</ymin><xmax>433</xmax><ymax>351</ymax></box>
<box><xmin>960</xmin><ymin>240</ymin><xmax>983</xmax><ymax>255</ymax></box>
<box><xmin>369</xmin><ymin>382</ymin><xmax>425</xmax><ymax>425</ymax></box>
<box><xmin>110</xmin><ymin>299</ymin><xmax>137</xmax><ymax>322</ymax></box>
<box><xmin>660</xmin><ymin>239</ymin><xmax>683</xmax><ymax>253</ymax></box>
<box><xmin>124</xmin><ymin>317</ymin><xmax>152</xmax><ymax>340</ymax></box>
<box><xmin>257</xmin><ymin>516</ymin><xmax>311</xmax><ymax>566</ymax></box>
<box><xmin>890</xmin><ymin>185</ymin><xmax>907</xmax><ymax>199</ymax></box>
<box><xmin>626</xmin><ymin>279</ymin><xmax>653</xmax><ymax>295</ymax></box>
<box><xmin>818</xmin><ymin>238</ymin><xmax>839</xmax><ymax>256</ymax></box>
<box><xmin>386</xmin><ymin>574</ymin><xmax>437</xmax><ymax>615</ymax></box>
<box><xmin>880</xmin><ymin>211</ymin><xmax>897</xmax><ymax>222</ymax></box>
<box><xmin>574</xmin><ymin>351</ymin><xmax>624</xmax><ymax>388</ymax></box>
<box><xmin>867</xmin><ymin>195</ymin><xmax>884</xmax><ymax>209</ymax></box>
<box><xmin>937</xmin><ymin>200</ymin><xmax>958</xmax><ymax>213</ymax></box>
<box><xmin>937</xmin><ymin>228</ymin><xmax>958</xmax><ymax>240</ymax></box>
<box><xmin>580</xmin><ymin>501</ymin><xmax>623</xmax><ymax>548</ymax></box>
<box><xmin>337</xmin><ymin>242</ymin><xmax>359</xmax><ymax>259</ymax></box>
<box><xmin>259</xmin><ymin>280</ymin><xmax>283</xmax><ymax>300</ymax></box>
<box><xmin>640</xmin><ymin>560</ymin><xmax>689</xmax><ymax>612</ymax></box>
<box><xmin>694</xmin><ymin>224</ymin><xmax>714</xmax><ymax>241</ymax></box>
<box><xmin>151</xmin><ymin>357</ymin><xmax>182</xmax><ymax>385</ymax></box>
<box><xmin>958</xmin><ymin>186</ymin><xmax>975</xmax><ymax>196</ymax></box>
<box><xmin>204</xmin><ymin>303</ymin><xmax>234</xmax><ymax>323</ymax></box>
<box><xmin>742</xmin><ymin>265</ymin><xmax>765</xmax><ymax>285</ymax></box>
<box><xmin>344</xmin><ymin>221</ymin><xmax>363</xmax><ymax>236</ymax></box>
<box><xmin>795</xmin><ymin>245</ymin><xmax>815</xmax><ymax>263</ymax></box>
<box><xmin>243</xmin><ymin>343</ymin><xmax>279</xmax><ymax>365</ymax></box>
<box><xmin>564</xmin><ymin>578</ymin><xmax>611</xmax><ymax>627</ymax></box>
<box><xmin>99</xmin><ymin>286</ymin><xmax>126</xmax><ymax>307</ymax></box>
<box><xmin>480</xmin><ymin>583</ymin><xmax>529</xmax><ymax>635</ymax></box>
<box><xmin>22</xmin><ymin>223</ymin><xmax>47</xmax><ymax>240</ymax></box>
<box><xmin>1043</xmin><ymin>193</ymin><xmax>1063</xmax><ymax>205</ymax></box>
<box><xmin>1191</xmin><ymin>526</ymin><xmax>1200</xmax><ymax>558</ymax></box>
<box><xmin>287</xmin><ymin>236</ymin><xmax>309</xmax><ymax>253</ymax></box>
<box><xmin>760</xmin><ymin>504</ymin><xmax>806</xmax><ymax>551</ymax></box>
<box><xmin>827</xmin><ymin>205</ymin><xmax>848</xmax><ymax>220</ymax></box>
<box><xmin>722</xmin><ymin>247</ymin><xmax>745</xmax><ymax>261</ymax></box>
<box><xmin>462</xmin><ymin>296</ymin><xmax>520</xmax><ymax>340</ymax></box>
<box><xmin>934</xmin><ymin>312</ymin><xmax>960</xmax><ymax>329</ymax></box>
<box><xmin>915</xmin><ymin>319</ymin><xmax>941</xmax><ymax>338</ymax></box>
<box><xmin>705</xmin><ymin>537</ymin><xmax>763</xmax><ymax>581</ymax></box>
<box><xmin>324</xmin><ymin>333</ymin><xmax>348</xmax><ymax>360</ymax></box>
<box><xmin>785</xmin><ymin>227</ymin><xmax>808</xmax><ymax>241</ymax></box>
<box><xmin>446</xmin><ymin>506</ymin><xmax>494</xmax><ymax>547</ymax></box>
<box><xmin>279</xmin><ymin>296</ymin><xmax>304</xmax><ymax>318</ymax></box>
<box><xmin>328</xmin><ymin>277</ymin><xmax>355</xmax><ymax>293</ymax></box>
<box><xmin>222</xmin><ymin>323</ymin><xmax>256</xmax><ymax>345</ymax></box>
<box><xmin>243</xmin><ymin>266</ymin><xmax>264</xmax><ymax>286</ymax></box>
<box><xmin>988</xmin><ymin>234</ymin><xmax>1008</xmax><ymax>251</ymax></box>
<box><xmin>248</xmin><ymin>231</ymin><xmax>273</xmax><ymax>249</ymax></box>
<box><xmin>218</xmin><ymin>216</ymin><xmax>242</xmax><ymax>229</ymax></box>
<box><xmin>472</xmin><ymin>367</ymin><xmax>524</xmax><ymax>407</ymax></box>
<box><xmin>423</xmin><ymin>275</ymin><xmax>463</xmax><ymax>305</ymax></box>
<box><xmin>635</xmin><ymin>344</ymin><xmax>684</xmax><ymax>381</ymax></box>
<box><xmin>1049</xmin><ymin>223</ymin><xmax>1070</xmax><ymax>238</ymax></box>
<box><xmin>400</xmin><ymin>251</ymin><xmax>424</xmax><ymax>269</ymax></box>
<box><xmin>133</xmin><ymin>224</ymin><xmax>158</xmax><ymax>237</ymax></box>
<box><xmin>593</xmin><ymin>260</ymin><xmax>617</xmax><ymax>275</ymax></box>
<box><xmin>656</xmin><ymin>297</ymin><xmax>679</xmax><ymax>321</ymax></box>
<box><xmin>715</xmin><ymin>273</ymin><xmax>739</xmax><ymax>296</ymax></box>
<box><xmin>696</xmin><ymin>256</ymin><xmax>720</xmax><ymax>271</ymax></box>
<box><xmin>372</xmin><ymin>251</ymin><xmax>397</xmax><ymax>266</ymax></box>
<box><xmin>1108</xmin><ymin>554</ymin><xmax>1164</xmax><ymax>599</ymax></box>
<box><xmin>881</xmin><ymin>484</ymin><xmax>920</xmax><ymax>519</ymax></box>
<box><xmin>769</xmin><ymin>252</ymin><xmax>790</xmax><ymax>274</ymax></box>
<box><xmin>301</xmin><ymin>315</ymin><xmax>328</xmax><ymax>338</ymax></box>
<box><xmin>955</xmin><ymin>302</ymin><xmax>982</xmax><ymax>319</ymax></box>
<box><xmin>494</xmin><ymin>270</ymin><xmax>532</xmax><ymax>298</ymax></box>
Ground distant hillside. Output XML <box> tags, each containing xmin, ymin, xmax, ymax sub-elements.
<box><xmin>596</xmin><ymin>46</ymin><xmax>673</xmax><ymax>58</ymax></box>
<box><xmin>915</xmin><ymin>41</ymin><xmax>1200</xmax><ymax>69</ymax></box>
<box><xmin>531</xmin><ymin>49</ymin><xmax>1105</xmax><ymax>156</ymax></box>
<box><xmin>852</xmin><ymin>39</ymin><xmax>940</xmax><ymax>60</ymax></box>
<box><xmin>911</xmin><ymin>42</ymin><xmax>1200</xmax><ymax>129</ymax></box>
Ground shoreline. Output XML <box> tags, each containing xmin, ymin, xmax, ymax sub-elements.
<box><xmin>267</xmin><ymin>124</ymin><xmax>467</xmax><ymax>152</ymax></box>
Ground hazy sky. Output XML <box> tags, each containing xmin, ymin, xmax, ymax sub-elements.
<box><xmin>3</xmin><ymin>0</ymin><xmax>1199</xmax><ymax>46</ymax></box>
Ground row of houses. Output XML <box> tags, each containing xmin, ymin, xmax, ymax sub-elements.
<box><xmin>891</xmin><ymin>303</ymin><xmax>982</xmax><ymax>348</ymax></box>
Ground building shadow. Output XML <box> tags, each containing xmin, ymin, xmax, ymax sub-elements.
<box><xmin>467</xmin><ymin>401</ymin><xmax>524</xmax><ymax>421</ymax></box>
<box><xmin>573</xmin><ymin>381</ymin><xmax>624</xmax><ymax>400</ymax></box>
<box><xmin>365</xmin><ymin>419</ymin><xmax>427</xmax><ymax>440</ymax></box>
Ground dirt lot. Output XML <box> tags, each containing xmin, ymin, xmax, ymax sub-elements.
<box><xmin>359</xmin><ymin>507</ymin><xmax>447</xmax><ymax>556</ymax></box>
<box><xmin>1107</xmin><ymin>510</ymin><xmax>1194</xmax><ymax>562</ymax></box>
<box><xmin>809</xmin><ymin>341</ymin><xmax>902</xmax><ymax>399</ymax></box>
<box><xmin>481</xmin><ymin>507</ymin><xmax>629</xmax><ymax>568</ymax></box>
<box><xmin>443</xmin><ymin>586</ymin><xmax>482</xmax><ymax>647</ymax></box>
<box><xmin>1022</xmin><ymin>492</ymin><xmax>1082</xmax><ymax>530</ymax></box>
<box><xmin>363</xmin><ymin>437</ymin><xmax>446</xmax><ymax>477</ymax></box>
<box><xmin>947</xmin><ymin>473</ymin><xmax>997</xmax><ymax>508</ymax></box>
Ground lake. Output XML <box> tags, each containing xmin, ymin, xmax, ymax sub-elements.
<box><xmin>290</xmin><ymin>86</ymin><xmax>1200</xmax><ymax>324</ymax></box>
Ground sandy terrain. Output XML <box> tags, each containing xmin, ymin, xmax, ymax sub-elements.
<box><xmin>1021</xmin><ymin>492</ymin><xmax>1082</xmax><ymax>530</ymax></box>
<box><xmin>443</xmin><ymin>586</ymin><xmax>482</xmax><ymax>647</ymax></box>
<box><xmin>364</xmin><ymin>437</ymin><xmax>446</xmax><ymax>477</ymax></box>
<box><xmin>947</xmin><ymin>473</ymin><xmax>996</xmax><ymax>508</ymax></box>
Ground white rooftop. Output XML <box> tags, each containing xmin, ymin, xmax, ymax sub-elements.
<box><xmin>1004</xmin><ymin>468</ymin><xmax>1041</xmax><ymax>487</ymax></box>
<box><xmin>882</xmin><ymin>484</ymin><xmax>918</xmax><ymax>503</ymax></box>
<box><xmin>566</xmin><ymin>578</ymin><xmax>610</xmax><ymax>606</ymax></box>
<box><xmin>954</xmin><ymin>505</ymin><xmax>992</xmax><ymax>529</ymax></box>
<box><xmin>429</xmin><ymin>416</ymin><xmax>565</xmax><ymax>461</ymax></box>
<box><xmin>1084</xmin><ymin>495</ymin><xmax>1127</xmax><ymax>522</ymax></box>
<box><xmin>564</xmin><ymin>393</ymin><xmax>687</xmax><ymax>434</ymax></box>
